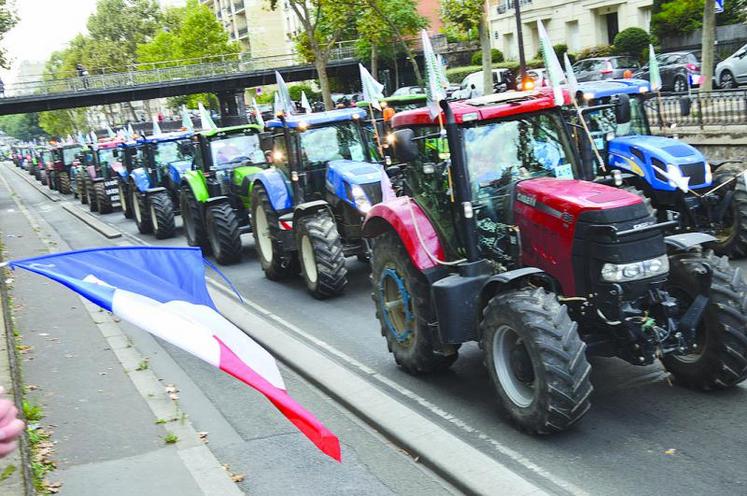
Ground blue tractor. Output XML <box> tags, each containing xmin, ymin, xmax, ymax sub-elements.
<box><xmin>251</xmin><ymin>108</ymin><xmax>388</xmax><ymax>298</ymax></box>
<box><xmin>573</xmin><ymin>79</ymin><xmax>747</xmax><ymax>257</ymax></box>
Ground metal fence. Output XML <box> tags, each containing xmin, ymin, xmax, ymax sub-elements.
<box><xmin>645</xmin><ymin>88</ymin><xmax>747</xmax><ymax>129</ymax></box>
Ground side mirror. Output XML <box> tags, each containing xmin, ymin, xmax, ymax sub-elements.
<box><xmin>679</xmin><ymin>96</ymin><xmax>691</xmax><ymax>117</ymax></box>
<box><xmin>390</xmin><ymin>128</ymin><xmax>418</xmax><ymax>163</ymax></box>
<box><xmin>615</xmin><ymin>94</ymin><xmax>631</xmax><ymax>124</ymax></box>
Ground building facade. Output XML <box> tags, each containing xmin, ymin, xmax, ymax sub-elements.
<box><xmin>488</xmin><ymin>0</ymin><xmax>653</xmax><ymax>60</ymax></box>
<box><xmin>199</xmin><ymin>0</ymin><xmax>293</xmax><ymax>57</ymax></box>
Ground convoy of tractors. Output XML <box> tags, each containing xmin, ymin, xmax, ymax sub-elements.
<box><xmin>10</xmin><ymin>78</ymin><xmax>747</xmax><ymax>435</ymax></box>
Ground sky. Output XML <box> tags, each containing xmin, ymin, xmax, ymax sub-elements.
<box><xmin>1</xmin><ymin>0</ymin><xmax>185</xmax><ymax>85</ymax></box>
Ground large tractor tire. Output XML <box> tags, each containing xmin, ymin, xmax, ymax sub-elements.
<box><xmin>79</xmin><ymin>175</ymin><xmax>89</xmax><ymax>205</ymax></box>
<box><xmin>251</xmin><ymin>184</ymin><xmax>297</xmax><ymax>280</ymax></box>
<box><xmin>206</xmin><ymin>203</ymin><xmax>242</xmax><ymax>264</ymax></box>
<box><xmin>87</xmin><ymin>178</ymin><xmax>98</xmax><ymax>212</ymax></box>
<box><xmin>149</xmin><ymin>192</ymin><xmax>176</xmax><ymax>240</ymax></box>
<box><xmin>371</xmin><ymin>231</ymin><xmax>457</xmax><ymax>373</ymax></box>
<box><xmin>34</xmin><ymin>168</ymin><xmax>41</xmax><ymax>182</ymax></box>
<box><xmin>661</xmin><ymin>250</ymin><xmax>747</xmax><ymax>389</ymax></box>
<box><xmin>180</xmin><ymin>186</ymin><xmax>209</xmax><ymax>251</ymax></box>
<box><xmin>481</xmin><ymin>287</ymin><xmax>592</xmax><ymax>434</ymax></box>
<box><xmin>711</xmin><ymin>163</ymin><xmax>747</xmax><ymax>258</ymax></box>
<box><xmin>40</xmin><ymin>171</ymin><xmax>47</xmax><ymax>186</ymax></box>
<box><xmin>297</xmin><ymin>211</ymin><xmax>347</xmax><ymax>299</ymax></box>
<box><xmin>94</xmin><ymin>182</ymin><xmax>114</xmax><ymax>214</ymax></box>
<box><xmin>48</xmin><ymin>172</ymin><xmax>57</xmax><ymax>191</ymax></box>
<box><xmin>58</xmin><ymin>172</ymin><xmax>71</xmax><ymax>194</ymax></box>
<box><xmin>621</xmin><ymin>185</ymin><xmax>655</xmax><ymax>217</ymax></box>
<box><xmin>118</xmin><ymin>181</ymin><xmax>132</xmax><ymax>219</ymax></box>
<box><xmin>131</xmin><ymin>186</ymin><xmax>153</xmax><ymax>234</ymax></box>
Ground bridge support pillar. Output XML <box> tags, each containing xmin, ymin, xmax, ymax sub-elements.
<box><xmin>217</xmin><ymin>90</ymin><xmax>247</xmax><ymax>127</ymax></box>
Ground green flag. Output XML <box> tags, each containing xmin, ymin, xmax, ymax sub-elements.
<box><xmin>649</xmin><ymin>44</ymin><xmax>662</xmax><ymax>91</ymax></box>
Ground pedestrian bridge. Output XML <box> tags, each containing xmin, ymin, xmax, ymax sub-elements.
<box><xmin>0</xmin><ymin>49</ymin><xmax>358</xmax><ymax>116</ymax></box>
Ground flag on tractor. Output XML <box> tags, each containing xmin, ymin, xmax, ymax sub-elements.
<box><xmin>152</xmin><ymin>115</ymin><xmax>162</xmax><ymax>136</ymax></box>
<box><xmin>106</xmin><ymin>125</ymin><xmax>116</xmax><ymax>139</ymax></box>
<box><xmin>359</xmin><ymin>63</ymin><xmax>385</xmax><ymax>111</ymax></box>
<box><xmin>127</xmin><ymin>123</ymin><xmax>136</xmax><ymax>139</ymax></box>
<box><xmin>537</xmin><ymin>20</ymin><xmax>565</xmax><ymax>106</ymax></box>
<box><xmin>421</xmin><ymin>29</ymin><xmax>447</xmax><ymax>119</ymax></box>
<box><xmin>89</xmin><ymin>130</ymin><xmax>98</xmax><ymax>144</ymax></box>
<box><xmin>564</xmin><ymin>53</ymin><xmax>578</xmax><ymax>98</ymax></box>
<box><xmin>252</xmin><ymin>98</ymin><xmax>265</xmax><ymax>128</ymax></box>
<box><xmin>275</xmin><ymin>71</ymin><xmax>295</xmax><ymax>116</ymax></box>
<box><xmin>181</xmin><ymin>105</ymin><xmax>194</xmax><ymax>133</ymax></box>
<box><xmin>300</xmin><ymin>91</ymin><xmax>312</xmax><ymax>114</ymax></box>
<box><xmin>7</xmin><ymin>247</ymin><xmax>341</xmax><ymax>461</ymax></box>
<box><xmin>649</xmin><ymin>44</ymin><xmax>662</xmax><ymax>91</ymax></box>
<box><xmin>198</xmin><ymin>102</ymin><xmax>217</xmax><ymax>131</ymax></box>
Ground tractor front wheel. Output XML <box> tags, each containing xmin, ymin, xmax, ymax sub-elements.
<box><xmin>297</xmin><ymin>211</ymin><xmax>347</xmax><ymax>299</ymax></box>
<box><xmin>132</xmin><ymin>186</ymin><xmax>153</xmax><ymax>234</ymax></box>
<box><xmin>371</xmin><ymin>231</ymin><xmax>457</xmax><ymax>373</ymax></box>
<box><xmin>180</xmin><ymin>186</ymin><xmax>209</xmax><ymax>250</ymax></box>
<box><xmin>661</xmin><ymin>250</ymin><xmax>747</xmax><ymax>389</ymax></box>
<box><xmin>205</xmin><ymin>203</ymin><xmax>242</xmax><ymax>264</ymax></box>
<box><xmin>119</xmin><ymin>181</ymin><xmax>132</xmax><ymax>219</ymax></box>
<box><xmin>87</xmin><ymin>179</ymin><xmax>98</xmax><ymax>212</ymax></box>
<box><xmin>58</xmin><ymin>172</ymin><xmax>71</xmax><ymax>194</ymax></box>
<box><xmin>481</xmin><ymin>287</ymin><xmax>592</xmax><ymax>434</ymax></box>
<box><xmin>94</xmin><ymin>182</ymin><xmax>113</xmax><ymax>214</ymax></box>
<box><xmin>251</xmin><ymin>184</ymin><xmax>296</xmax><ymax>280</ymax></box>
<box><xmin>149</xmin><ymin>192</ymin><xmax>176</xmax><ymax>239</ymax></box>
<box><xmin>711</xmin><ymin>164</ymin><xmax>747</xmax><ymax>258</ymax></box>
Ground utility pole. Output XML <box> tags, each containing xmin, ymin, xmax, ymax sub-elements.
<box><xmin>701</xmin><ymin>0</ymin><xmax>716</xmax><ymax>91</ymax></box>
<box><xmin>513</xmin><ymin>0</ymin><xmax>527</xmax><ymax>83</ymax></box>
<box><xmin>480</xmin><ymin>1</ymin><xmax>493</xmax><ymax>96</ymax></box>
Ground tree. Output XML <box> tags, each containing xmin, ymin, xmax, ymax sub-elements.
<box><xmin>651</xmin><ymin>0</ymin><xmax>747</xmax><ymax>38</ymax></box>
<box><xmin>269</xmin><ymin>0</ymin><xmax>357</xmax><ymax>109</ymax></box>
<box><xmin>701</xmin><ymin>0</ymin><xmax>716</xmax><ymax>91</ymax></box>
<box><xmin>613</xmin><ymin>28</ymin><xmax>651</xmax><ymax>61</ymax></box>
<box><xmin>0</xmin><ymin>0</ymin><xmax>16</xmax><ymax>68</ymax></box>
<box><xmin>38</xmin><ymin>50</ymin><xmax>89</xmax><ymax>136</ymax></box>
<box><xmin>442</xmin><ymin>0</ymin><xmax>492</xmax><ymax>95</ymax></box>
<box><xmin>0</xmin><ymin>113</ymin><xmax>45</xmax><ymax>141</ymax></box>
<box><xmin>87</xmin><ymin>0</ymin><xmax>162</xmax><ymax>67</ymax></box>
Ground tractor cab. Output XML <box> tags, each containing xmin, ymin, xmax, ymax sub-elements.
<box><xmin>82</xmin><ymin>139</ymin><xmax>125</xmax><ymax>214</ymax></box>
<box><xmin>251</xmin><ymin>108</ymin><xmax>388</xmax><ymax>297</ymax></box>
<box><xmin>363</xmin><ymin>89</ymin><xmax>747</xmax><ymax>435</ymax></box>
<box><xmin>115</xmin><ymin>140</ymin><xmax>146</xmax><ymax>221</ymax></box>
<box><xmin>139</xmin><ymin>131</ymin><xmax>194</xmax><ymax>193</ymax></box>
<box><xmin>180</xmin><ymin>124</ymin><xmax>268</xmax><ymax>263</ymax></box>
<box><xmin>572</xmin><ymin>79</ymin><xmax>747</xmax><ymax>257</ymax></box>
<box><xmin>48</xmin><ymin>143</ymin><xmax>83</xmax><ymax>193</ymax></box>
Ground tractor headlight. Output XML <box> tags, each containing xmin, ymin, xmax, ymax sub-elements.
<box><xmin>350</xmin><ymin>184</ymin><xmax>372</xmax><ymax>213</ymax></box>
<box><xmin>601</xmin><ymin>255</ymin><xmax>669</xmax><ymax>282</ymax></box>
<box><xmin>705</xmin><ymin>162</ymin><xmax>713</xmax><ymax>184</ymax></box>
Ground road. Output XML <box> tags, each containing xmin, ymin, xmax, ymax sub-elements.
<box><xmin>5</xmin><ymin>162</ymin><xmax>747</xmax><ymax>496</ymax></box>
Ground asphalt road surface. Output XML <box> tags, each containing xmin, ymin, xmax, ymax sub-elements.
<box><xmin>5</xmin><ymin>163</ymin><xmax>747</xmax><ymax>496</ymax></box>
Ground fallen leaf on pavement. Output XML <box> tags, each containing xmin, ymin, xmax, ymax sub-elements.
<box><xmin>26</xmin><ymin>384</ymin><xmax>39</xmax><ymax>391</ymax></box>
<box><xmin>198</xmin><ymin>432</ymin><xmax>208</xmax><ymax>443</ymax></box>
<box><xmin>664</xmin><ymin>448</ymin><xmax>676</xmax><ymax>455</ymax></box>
<box><xmin>231</xmin><ymin>474</ymin><xmax>245</xmax><ymax>483</ymax></box>
<box><xmin>45</xmin><ymin>481</ymin><xmax>62</xmax><ymax>493</ymax></box>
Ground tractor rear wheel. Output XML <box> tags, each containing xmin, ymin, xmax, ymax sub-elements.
<box><xmin>297</xmin><ymin>211</ymin><xmax>347</xmax><ymax>299</ymax></box>
<box><xmin>94</xmin><ymin>182</ymin><xmax>113</xmax><ymax>214</ymax></box>
<box><xmin>711</xmin><ymin>164</ymin><xmax>747</xmax><ymax>258</ymax></box>
<box><xmin>48</xmin><ymin>172</ymin><xmax>57</xmax><ymax>191</ymax></box>
<box><xmin>58</xmin><ymin>172</ymin><xmax>71</xmax><ymax>194</ymax></box>
<box><xmin>621</xmin><ymin>184</ymin><xmax>655</xmax><ymax>217</ymax></box>
<box><xmin>132</xmin><ymin>186</ymin><xmax>153</xmax><ymax>234</ymax></box>
<box><xmin>180</xmin><ymin>186</ymin><xmax>209</xmax><ymax>251</ymax></box>
<box><xmin>371</xmin><ymin>231</ymin><xmax>457</xmax><ymax>373</ymax></box>
<box><xmin>119</xmin><ymin>181</ymin><xmax>132</xmax><ymax>219</ymax></box>
<box><xmin>205</xmin><ymin>203</ymin><xmax>242</xmax><ymax>264</ymax></box>
<box><xmin>87</xmin><ymin>179</ymin><xmax>98</xmax><ymax>212</ymax></box>
<box><xmin>149</xmin><ymin>192</ymin><xmax>176</xmax><ymax>239</ymax></box>
<box><xmin>661</xmin><ymin>250</ymin><xmax>747</xmax><ymax>389</ymax></box>
<box><xmin>251</xmin><ymin>184</ymin><xmax>296</xmax><ymax>280</ymax></box>
<box><xmin>481</xmin><ymin>287</ymin><xmax>592</xmax><ymax>434</ymax></box>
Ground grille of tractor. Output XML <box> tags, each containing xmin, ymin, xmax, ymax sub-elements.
<box><xmin>680</xmin><ymin>162</ymin><xmax>706</xmax><ymax>186</ymax></box>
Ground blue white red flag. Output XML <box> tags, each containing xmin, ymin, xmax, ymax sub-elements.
<box><xmin>7</xmin><ymin>246</ymin><xmax>341</xmax><ymax>461</ymax></box>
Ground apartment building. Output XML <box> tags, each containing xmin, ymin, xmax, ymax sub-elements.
<box><xmin>488</xmin><ymin>0</ymin><xmax>653</xmax><ymax>60</ymax></box>
<box><xmin>199</xmin><ymin>0</ymin><xmax>293</xmax><ymax>57</ymax></box>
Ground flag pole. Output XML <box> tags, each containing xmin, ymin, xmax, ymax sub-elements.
<box><xmin>573</xmin><ymin>98</ymin><xmax>607</xmax><ymax>174</ymax></box>
<box><xmin>368</xmin><ymin>102</ymin><xmax>384</xmax><ymax>157</ymax></box>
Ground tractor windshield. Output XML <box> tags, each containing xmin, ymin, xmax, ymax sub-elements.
<box><xmin>154</xmin><ymin>140</ymin><xmax>192</xmax><ymax>167</ymax></box>
<box><xmin>463</xmin><ymin>112</ymin><xmax>577</xmax><ymax>200</ymax></box>
<box><xmin>62</xmin><ymin>146</ymin><xmax>82</xmax><ymax>165</ymax></box>
<box><xmin>299</xmin><ymin>122</ymin><xmax>368</xmax><ymax>166</ymax></box>
<box><xmin>584</xmin><ymin>96</ymin><xmax>649</xmax><ymax>150</ymax></box>
<box><xmin>210</xmin><ymin>134</ymin><xmax>264</xmax><ymax>170</ymax></box>
<box><xmin>98</xmin><ymin>149</ymin><xmax>118</xmax><ymax>168</ymax></box>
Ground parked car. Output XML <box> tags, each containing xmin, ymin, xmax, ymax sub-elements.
<box><xmin>452</xmin><ymin>69</ymin><xmax>514</xmax><ymax>99</ymax></box>
<box><xmin>634</xmin><ymin>50</ymin><xmax>708</xmax><ymax>92</ymax></box>
<box><xmin>573</xmin><ymin>56</ymin><xmax>641</xmax><ymax>82</ymax></box>
<box><xmin>390</xmin><ymin>86</ymin><xmax>424</xmax><ymax>97</ymax></box>
<box><xmin>716</xmin><ymin>43</ymin><xmax>747</xmax><ymax>89</ymax></box>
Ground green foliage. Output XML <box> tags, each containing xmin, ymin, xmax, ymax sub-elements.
<box><xmin>354</xmin><ymin>0</ymin><xmax>427</xmax><ymax>64</ymax></box>
<box><xmin>0</xmin><ymin>114</ymin><xmax>45</xmax><ymax>141</ymax></box>
<box><xmin>576</xmin><ymin>45</ymin><xmax>615</xmax><ymax>60</ymax></box>
<box><xmin>288</xmin><ymin>83</ymin><xmax>319</xmax><ymax>102</ymax></box>
<box><xmin>0</xmin><ymin>0</ymin><xmax>17</xmax><ymax>68</ymax></box>
<box><xmin>613</xmin><ymin>27</ymin><xmax>651</xmax><ymax>60</ymax></box>
<box><xmin>163</xmin><ymin>432</ymin><xmax>179</xmax><ymax>444</ymax></box>
<box><xmin>651</xmin><ymin>0</ymin><xmax>747</xmax><ymax>38</ymax></box>
<box><xmin>534</xmin><ymin>44</ymin><xmax>569</xmax><ymax>62</ymax></box>
<box><xmin>471</xmin><ymin>49</ymin><xmax>504</xmax><ymax>65</ymax></box>
<box><xmin>441</xmin><ymin>0</ymin><xmax>484</xmax><ymax>32</ymax></box>
<box><xmin>22</xmin><ymin>400</ymin><xmax>43</xmax><ymax>422</ymax></box>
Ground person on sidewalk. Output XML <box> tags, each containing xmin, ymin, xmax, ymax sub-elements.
<box><xmin>0</xmin><ymin>387</ymin><xmax>24</xmax><ymax>458</ymax></box>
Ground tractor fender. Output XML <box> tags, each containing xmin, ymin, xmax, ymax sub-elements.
<box><xmin>205</xmin><ymin>196</ymin><xmax>230</xmax><ymax>207</ymax></box>
<box><xmin>293</xmin><ymin>200</ymin><xmax>333</xmax><ymax>222</ymax></box>
<box><xmin>129</xmin><ymin>167</ymin><xmax>151</xmax><ymax>193</ymax></box>
<box><xmin>253</xmin><ymin>168</ymin><xmax>292</xmax><ymax>211</ymax></box>
<box><xmin>144</xmin><ymin>186</ymin><xmax>167</xmax><ymax>196</ymax></box>
<box><xmin>362</xmin><ymin>196</ymin><xmax>445</xmax><ymax>272</ymax></box>
<box><xmin>181</xmin><ymin>170</ymin><xmax>209</xmax><ymax>202</ymax></box>
<box><xmin>665</xmin><ymin>233</ymin><xmax>717</xmax><ymax>252</ymax></box>
<box><xmin>168</xmin><ymin>160</ymin><xmax>193</xmax><ymax>186</ymax></box>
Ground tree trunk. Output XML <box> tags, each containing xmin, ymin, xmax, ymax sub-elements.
<box><xmin>364</xmin><ymin>0</ymin><xmax>423</xmax><ymax>86</ymax></box>
<box><xmin>314</xmin><ymin>55</ymin><xmax>333</xmax><ymax>110</ymax></box>
<box><xmin>701</xmin><ymin>0</ymin><xmax>716</xmax><ymax>91</ymax></box>
<box><xmin>479</xmin><ymin>5</ymin><xmax>492</xmax><ymax>95</ymax></box>
<box><xmin>371</xmin><ymin>45</ymin><xmax>378</xmax><ymax>80</ymax></box>
<box><xmin>394</xmin><ymin>57</ymin><xmax>400</xmax><ymax>89</ymax></box>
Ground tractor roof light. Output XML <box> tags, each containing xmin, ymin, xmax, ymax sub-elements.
<box><xmin>521</xmin><ymin>79</ymin><xmax>535</xmax><ymax>91</ymax></box>
<box><xmin>583</xmin><ymin>92</ymin><xmax>595</xmax><ymax>101</ymax></box>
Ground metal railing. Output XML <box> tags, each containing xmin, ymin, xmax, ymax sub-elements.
<box><xmin>645</xmin><ymin>88</ymin><xmax>747</xmax><ymax>129</ymax></box>
<box><xmin>2</xmin><ymin>44</ymin><xmax>358</xmax><ymax>99</ymax></box>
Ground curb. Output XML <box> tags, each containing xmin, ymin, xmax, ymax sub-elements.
<box><xmin>207</xmin><ymin>281</ymin><xmax>550</xmax><ymax>496</ymax></box>
<box><xmin>60</xmin><ymin>204</ymin><xmax>122</xmax><ymax>239</ymax></box>
<box><xmin>5</xmin><ymin>164</ymin><xmax>61</xmax><ymax>202</ymax></box>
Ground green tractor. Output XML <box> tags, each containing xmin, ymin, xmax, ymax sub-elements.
<box><xmin>179</xmin><ymin>124</ymin><xmax>269</xmax><ymax>265</ymax></box>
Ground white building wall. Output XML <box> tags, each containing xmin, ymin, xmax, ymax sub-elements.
<box><xmin>489</xmin><ymin>0</ymin><xmax>653</xmax><ymax>60</ymax></box>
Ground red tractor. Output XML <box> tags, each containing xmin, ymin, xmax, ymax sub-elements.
<box><xmin>363</xmin><ymin>91</ymin><xmax>747</xmax><ymax>434</ymax></box>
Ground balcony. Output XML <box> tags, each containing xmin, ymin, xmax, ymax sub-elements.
<box><xmin>237</xmin><ymin>27</ymin><xmax>249</xmax><ymax>39</ymax></box>
<box><xmin>233</xmin><ymin>1</ymin><xmax>245</xmax><ymax>12</ymax></box>
<box><xmin>497</xmin><ymin>0</ymin><xmax>532</xmax><ymax>14</ymax></box>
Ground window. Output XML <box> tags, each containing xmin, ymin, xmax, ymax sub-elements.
<box><xmin>299</xmin><ymin>123</ymin><xmax>366</xmax><ymax>166</ymax></box>
<box><xmin>209</xmin><ymin>134</ymin><xmax>264</xmax><ymax>170</ymax></box>
<box><xmin>566</xmin><ymin>21</ymin><xmax>580</xmax><ymax>52</ymax></box>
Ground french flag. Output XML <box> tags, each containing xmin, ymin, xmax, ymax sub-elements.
<box><xmin>7</xmin><ymin>246</ymin><xmax>341</xmax><ymax>461</ymax></box>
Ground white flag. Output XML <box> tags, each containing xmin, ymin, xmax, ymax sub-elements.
<box><xmin>421</xmin><ymin>29</ymin><xmax>446</xmax><ymax>119</ymax></box>
<box><xmin>252</xmin><ymin>98</ymin><xmax>265</xmax><ymax>128</ymax></box>
<box><xmin>275</xmin><ymin>71</ymin><xmax>295</xmax><ymax>115</ymax></box>
<box><xmin>152</xmin><ymin>115</ymin><xmax>162</xmax><ymax>136</ymax></box>
<box><xmin>359</xmin><ymin>63</ymin><xmax>385</xmax><ymax>111</ymax></box>
<box><xmin>537</xmin><ymin>20</ymin><xmax>565</xmax><ymax>106</ymax></box>
<box><xmin>564</xmin><ymin>53</ymin><xmax>578</xmax><ymax>99</ymax></box>
<box><xmin>300</xmin><ymin>91</ymin><xmax>312</xmax><ymax>114</ymax></box>
<box><xmin>198</xmin><ymin>102</ymin><xmax>217</xmax><ymax>131</ymax></box>
<box><xmin>181</xmin><ymin>105</ymin><xmax>194</xmax><ymax>132</ymax></box>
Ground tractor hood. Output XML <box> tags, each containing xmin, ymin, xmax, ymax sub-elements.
<box><xmin>326</xmin><ymin>159</ymin><xmax>384</xmax><ymax>213</ymax></box>
<box><xmin>608</xmin><ymin>135</ymin><xmax>709</xmax><ymax>190</ymax></box>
